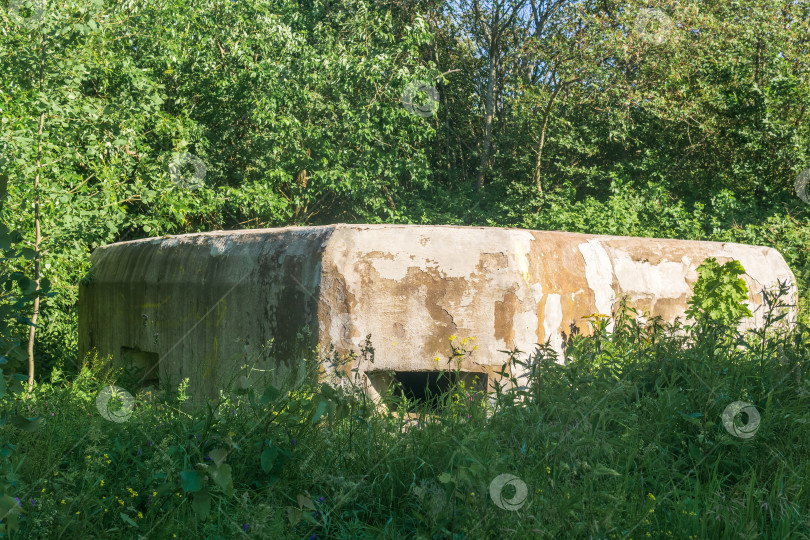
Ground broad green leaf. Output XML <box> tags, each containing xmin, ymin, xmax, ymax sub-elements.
<box><xmin>191</xmin><ymin>489</ymin><xmax>211</xmax><ymax>520</ymax></box>
<box><xmin>312</xmin><ymin>399</ymin><xmax>328</xmax><ymax>424</ymax></box>
<box><xmin>260</xmin><ymin>446</ymin><xmax>278</xmax><ymax>473</ymax></box>
<box><xmin>180</xmin><ymin>469</ymin><xmax>203</xmax><ymax>492</ymax></box>
<box><xmin>120</xmin><ymin>512</ymin><xmax>138</xmax><ymax>527</ymax></box>
<box><xmin>261</xmin><ymin>385</ymin><xmax>280</xmax><ymax>404</ymax></box>
<box><xmin>211</xmin><ymin>463</ymin><xmax>233</xmax><ymax>495</ymax></box>
<box><xmin>209</xmin><ymin>448</ymin><xmax>228</xmax><ymax>467</ymax></box>
<box><xmin>11</xmin><ymin>415</ymin><xmax>43</xmax><ymax>433</ymax></box>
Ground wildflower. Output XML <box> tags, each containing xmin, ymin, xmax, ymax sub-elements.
<box><xmin>51</xmin><ymin>412</ymin><xmax>54</xmax><ymax>416</ymax></box>
<box><xmin>61</xmin><ymin>500</ymin><xmax>65</xmax><ymax>504</ymax></box>
<box><xmin>152</xmin><ymin>492</ymin><xmax>157</xmax><ymax>497</ymax></box>
<box><xmin>14</xmin><ymin>497</ymin><xmax>20</xmax><ymax>506</ymax></box>
<box><xmin>29</xmin><ymin>499</ymin><xmax>35</xmax><ymax>506</ymax></box>
<box><xmin>318</xmin><ymin>496</ymin><xmax>324</xmax><ymax>503</ymax></box>
<box><xmin>243</xmin><ymin>523</ymin><xmax>248</xmax><ymax>532</ymax></box>
<box><xmin>138</xmin><ymin>512</ymin><xmax>143</xmax><ymax>519</ymax></box>
<box><xmin>75</xmin><ymin>511</ymin><xmax>80</xmax><ymax>515</ymax></box>
<box><xmin>647</xmin><ymin>493</ymin><xmax>655</xmax><ymax>501</ymax></box>
<box><xmin>41</xmin><ymin>488</ymin><xmax>45</xmax><ymax>492</ymax></box>
<box><xmin>100</xmin><ymin>480</ymin><xmax>104</xmax><ymax>487</ymax></box>
<box><xmin>449</xmin><ymin>334</ymin><xmax>456</xmax><ymax>341</ymax></box>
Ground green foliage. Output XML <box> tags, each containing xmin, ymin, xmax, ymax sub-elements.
<box><xmin>0</xmin><ymin>287</ymin><xmax>808</xmax><ymax>537</ymax></box>
<box><xmin>685</xmin><ymin>258</ymin><xmax>753</xmax><ymax>330</ymax></box>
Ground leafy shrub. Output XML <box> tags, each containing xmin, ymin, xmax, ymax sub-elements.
<box><xmin>685</xmin><ymin>258</ymin><xmax>752</xmax><ymax>331</ymax></box>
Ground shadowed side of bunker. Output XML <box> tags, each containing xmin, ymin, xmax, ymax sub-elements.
<box><xmin>78</xmin><ymin>224</ymin><xmax>798</xmax><ymax>403</ymax></box>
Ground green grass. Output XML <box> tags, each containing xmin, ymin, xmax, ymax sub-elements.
<box><xmin>1</xmin><ymin>296</ymin><xmax>809</xmax><ymax>539</ymax></box>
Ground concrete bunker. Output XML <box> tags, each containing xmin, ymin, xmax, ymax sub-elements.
<box><xmin>78</xmin><ymin>224</ymin><xmax>798</xmax><ymax>404</ymax></box>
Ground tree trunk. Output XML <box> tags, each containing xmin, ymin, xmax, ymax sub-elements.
<box><xmin>532</xmin><ymin>84</ymin><xmax>563</xmax><ymax>193</ymax></box>
<box><xmin>27</xmin><ymin>33</ymin><xmax>46</xmax><ymax>391</ymax></box>
<box><xmin>0</xmin><ymin>173</ymin><xmax>7</xmax><ymax>210</ymax></box>
<box><xmin>476</xmin><ymin>57</ymin><xmax>498</xmax><ymax>191</ymax></box>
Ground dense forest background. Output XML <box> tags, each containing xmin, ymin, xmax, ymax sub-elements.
<box><xmin>2</xmin><ymin>0</ymin><xmax>809</xmax><ymax>379</ymax></box>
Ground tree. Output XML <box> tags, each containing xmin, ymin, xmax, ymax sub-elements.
<box><xmin>456</xmin><ymin>0</ymin><xmax>529</xmax><ymax>191</ymax></box>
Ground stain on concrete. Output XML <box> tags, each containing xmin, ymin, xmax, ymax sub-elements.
<box><xmin>78</xmin><ymin>225</ymin><xmax>798</xmax><ymax>402</ymax></box>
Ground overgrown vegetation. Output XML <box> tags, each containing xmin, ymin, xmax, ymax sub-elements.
<box><xmin>1</xmin><ymin>0</ymin><xmax>809</xmax><ymax>537</ymax></box>
<box><xmin>0</xmin><ymin>260</ymin><xmax>807</xmax><ymax>538</ymax></box>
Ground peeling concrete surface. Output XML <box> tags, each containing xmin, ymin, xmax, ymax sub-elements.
<box><xmin>78</xmin><ymin>224</ymin><xmax>798</xmax><ymax>402</ymax></box>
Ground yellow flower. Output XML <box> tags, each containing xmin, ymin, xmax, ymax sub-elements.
<box><xmin>61</xmin><ymin>499</ymin><xmax>65</xmax><ymax>504</ymax></box>
<box><xmin>100</xmin><ymin>480</ymin><xmax>104</xmax><ymax>487</ymax></box>
<box><xmin>104</xmin><ymin>509</ymin><xmax>108</xmax><ymax>512</ymax></box>
<box><xmin>152</xmin><ymin>492</ymin><xmax>157</xmax><ymax>497</ymax></box>
<box><xmin>138</xmin><ymin>512</ymin><xmax>143</xmax><ymax>519</ymax></box>
<box><xmin>449</xmin><ymin>334</ymin><xmax>457</xmax><ymax>341</ymax></box>
<box><xmin>647</xmin><ymin>493</ymin><xmax>655</xmax><ymax>501</ymax></box>
<box><xmin>75</xmin><ymin>511</ymin><xmax>80</xmax><ymax>515</ymax></box>
<box><xmin>546</xmin><ymin>467</ymin><xmax>551</xmax><ymax>474</ymax></box>
<box><xmin>41</xmin><ymin>488</ymin><xmax>45</xmax><ymax>492</ymax></box>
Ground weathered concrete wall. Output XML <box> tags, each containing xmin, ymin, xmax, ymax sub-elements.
<box><xmin>78</xmin><ymin>225</ymin><xmax>797</xmax><ymax>402</ymax></box>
